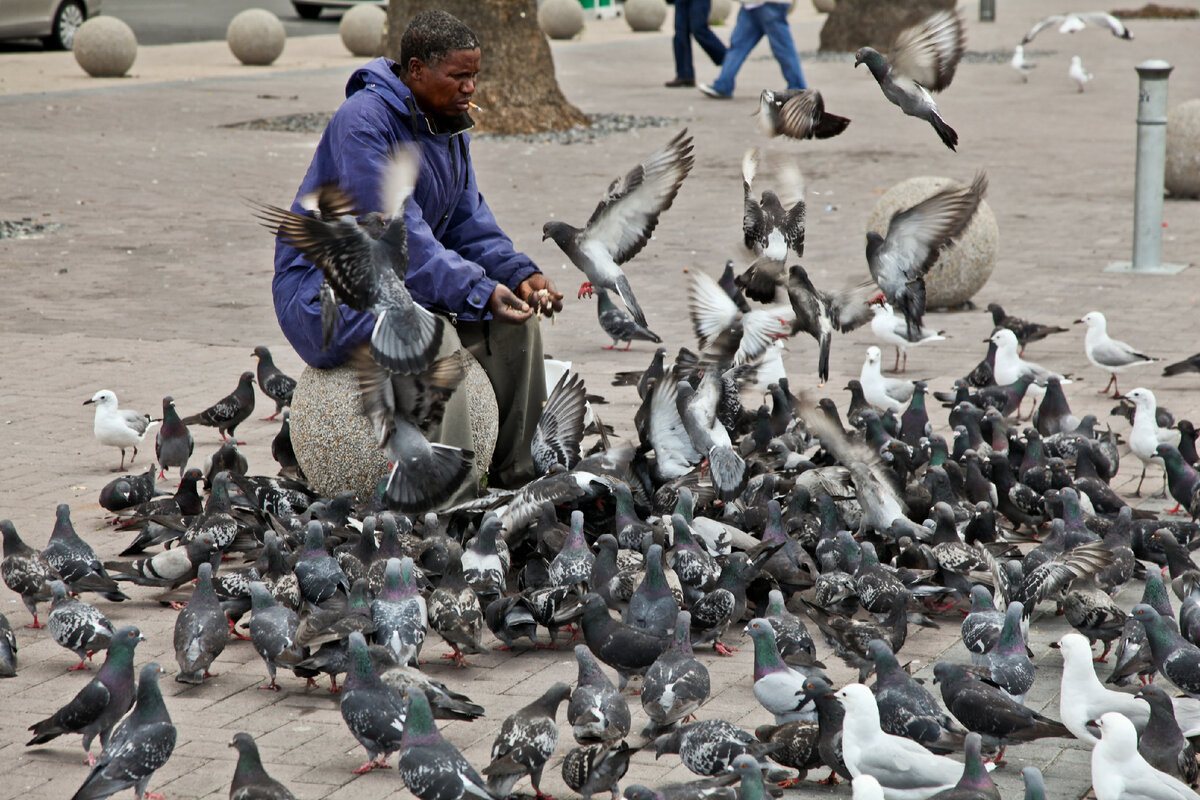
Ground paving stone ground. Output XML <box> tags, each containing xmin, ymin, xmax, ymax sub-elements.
<box><xmin>1</xmin><ymin>2</ymin><xmax>1199</xmax><ymax>799</ymax></box>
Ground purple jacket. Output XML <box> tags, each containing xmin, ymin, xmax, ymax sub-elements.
<box><xmin>272</xmin><ymin>58</ymin><xmax>540</xmax><ymax>368</ymax></box>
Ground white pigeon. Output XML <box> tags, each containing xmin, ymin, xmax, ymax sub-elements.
<box><xmin>1069</xmin><ymin>56</ymin><xmax>1093</xmax><ymax>92</ymax></box>
<box><xmin>1010</xmin><ymin>45</ymin><xmax>1036</xmax><ymax>82</ymax></box>
<box><xmin>837</xmin><ymin>683</ymin><xmax>989</xmax><ymax>800</ymax></box>
<box><xmin>1124</xmin><ymin>387</ymin><xmax>1180</xmax><ymax>497</ymax></box>
<box><xmin>1092</xmin><ymin>712</ymin><xmax>1200</xmax><ymax>800</ymax></box>
<box><xmin>84</xmin><ymin>389</ymin><xmax>157</xmax><ymax>471</ymax></box>
<box><xmin>990</xmin><ymin>327</ymin><xmax>1070</xmax><ymax>409</ymax></box>
<box><xmin>1058</xmin><ymin>633</ymin><xmax>1150</xmax><ymax>744</ymax></box>
<box><xmin>1077</xmin><ymin>311</ymin><xmax>1156</xmax><ymax>397</ymax></box>
<box><xmin>860</xmin><ymin>345</ymin><xmax>914</xmax><ymax>413</ymax></box>
<box><xmin>1022</xmin><ymin>12</ymin><xmax>1134</xmax><ymax>44</ymax></box>
<box><xmin>870</xmin><ymin>302</ymin><xmax>945</xmax><ymax>373</ymax></box>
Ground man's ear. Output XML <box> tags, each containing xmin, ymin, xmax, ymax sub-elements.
<box><xmin>406</xmin><ymin>57</ymin><xmax>424</xmax><ymax>81</ymax></box>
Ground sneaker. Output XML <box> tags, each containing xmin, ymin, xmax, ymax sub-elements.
<box><xmin>664</xmin><ymin>77</ymin><xmax>696</xmax><ymax>88</ymax></box>
<box><xmin>698</xmin><ymin>83</ymin><xmax>731</xmax><ymax>99</ymax></box>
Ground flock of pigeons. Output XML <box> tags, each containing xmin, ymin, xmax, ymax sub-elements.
<box><xmin>3</xmin><ymin>7</ymin><xmax>1200</xmax><ymax>800</ymax></box>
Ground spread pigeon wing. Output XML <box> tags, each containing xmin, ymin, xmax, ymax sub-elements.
<box><xmin>688</xmin><ymin>271</ymin><xmax>743</xmax><ymax>350</ymax></box>
<box><xmin>888</xmin><ymin>9</ymin><xmax>966</xmax><ymax>92</ymax></box>
<box><xmin>580</xmin><ymin>129</ymin><xmax>695</xmax><ymax>266</ymax></box>
<box><xmin>778</xmin><ymin>89</ymin><xmax>852</xmax><ymax>140</ymax></box>
<box><xmin>256</xmin><ymin>206</ymin><xmax>376</xmax><ymax>310</ymax></box>
<box><xmin>872</xmin><ymin>172</ymin><xmax>987</xmax><ymax>286</ymax></box>
<box><xmin>532</xmin><ymin>371</ymin><xmax>587</xmax><ymax>474</ymax></box>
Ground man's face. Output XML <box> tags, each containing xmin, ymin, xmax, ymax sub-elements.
<box><xmin>407</xmin><ymin>47</ymin><xmax>481</xmax><ymax>118</ymax></box>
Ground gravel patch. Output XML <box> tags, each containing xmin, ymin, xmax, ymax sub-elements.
<box><xmin>0</xmin><ymin>218</ymin><xmax>64</xmax><ymax>239</ymax></box>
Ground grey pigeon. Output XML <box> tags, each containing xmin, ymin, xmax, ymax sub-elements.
<box><xmin>961</xmin><ymin>586</ymin><xmax>1003</xmax><ymax>665</ymax></box>
<box><xmin>27</xmin><ymin>626</ymin><xmax>145</xmax><ymax>764</ymax></box>
<box><xmin>543</xmin><ymin>129</ymin><xmax>694</xmax><ymax>329</ymax></box>
<box><xmin>98</xmin><ymin>466</ymin><xmax>161</xmax><ymax>513</ymax></box>
<box><xmin>372</xmin><ymin>557</ymin><xmax>427</xmax><ymax>666</ymax></box>
<box><xmin>597</xmin><ymin>289</ymin><xmax>662</xmax><ymax>350</ymax></box>
<box><xmin>677</xmin><ymin>376</ymin><xmax>745</xmax><ymax>501</ymax></box>
<box><xmin>179</xmin><ymin>471</ymin><xmax>239</xmax><ymax>551</ymax></box>
<box><xmin>624</xmin><ymin>543</ymin><xmax>679</xmax><ymax>635</ymax></box>
<box><xmin>979</xmin><ymin>601</ymin><xmax>1034</xmax><ymax>703</ymax></box>
<box><xmin>69</xmin><ymin>662</ymin><xmax>175</xmax><ymax>800</ymax></box>
<box><xmin>624</xmin><ymin>780</ymin><xmax>740</xmax><ymax>800</ymax></box>
<box><xmin>925</xmin><ymin>733</ymin><xmax>999</xmax><ymax>800</ymax></box>
<box><xmin>483</xmin><ymin>682</ymin><xmax>572</xmax><ymax>799</ymax></box>
<box><xmin>173</xmin><ymin>562</ymin><xmax>229</xmax><ymax>684</ymax></box>
<box><xmin>48</xmin><ymin>580</ymin><xmax>114</xmax><ymax>671</ymax></box>
<box><xmin>866</xmin><ymin>173</ymin><xmax>987</xmax><ymax>340</ymax></box>
<box><xmin>181</xmin><ymin>371</ymin><xmax>256</xmax><ymax>442</ymax></box>
<box><xmin>854</xmin><ymin>10</ymin><xmax>966</xmax><ymax>150</ymax></box>
<box><xmin>533</xmin><ymin>373</ymin><xmax>587</xmax><ymax>474</ymax></box>
<box><xmin>570</xmin><ymin>644</ymin><xmax>632</xmax><ymax>744</ymax></box>
<box><xmin>0</xmin><ymin>613</ymin><xmax>15</xmax><ymax>677</ymax></box>
<box><xmin>251</xmin><ymin>346</ymin><xmax>297</xmax><ymax>421</ymax></box>
<box><xmin>739</xmin><ymin>148</ymin><xmax>805</xmax><ymax>269</ymax></box>
<box><xmin>378</xmin><ymin>658</ymin><xmax>486</xmax><ymax>722</ymax></box>
<box><xmin>1109</xmin><ymin>571</ymin><xmax>1174</xmax><ymax>686</ymax></box>
<box><xmin>1132</xmin><ymin>604</ymin><xmax>1200</xmax><ymax>698</ymax></box>
<box><xmin>155</xmin><ymin>396</ymin><xmax>194</xmax><ymax>479</ymax></box>
<box><xmin>745</xmin><ymin>618</ymin><xmax>820</xmax><ymax>724</ymax></box>
<box><xmin>203</xmin><ymin>441</ymin><xmax>248</xmax><ymax>490</ymax></box>
<box><xmin>427</xmin><ymin>557</ymin><xmax>485</xmax><ymax>668</ymax></box>
<box><xmin>868</xmin><ymin>639</ymin><xmax>964</xmax><ymax>752</ymax></box>
<box><xmin>580</xmin><ymin>594</ymin><xmax>670</xmax><ymax>689</ymax></box>
<box><xmin>764</xmin><ymin>589</ymin><xmax>818</xmax><ymax>662</ymax></box>
<box><xmin>1021</xmin><ymin>767</ymin><xmax>1047</xmax><ymax>800</ymax></box>
<box><xmin>44</xmin><ymin>504</ymin><xmax>128</xmax><ymax>602</ymax></box>
<box><xmin>784</xmin><ymin>264</ymin><xmax>877</xmax><ymax>382</ymax></box>
<box><xmin>294</xmin><ymin>520</ymin><xmax>349</xmax><ymax>608</ymax></box>
<box><xmin>757</xmin><ymin>88</ymin><xmax>850</xmax><ymax>141</ymax></box>
<box><xmin>106</xmin><ymin>531</ymin><xmax>220</xmax><ymax>589</ymax></box>
<box><xmin>248</xmin><ymin>581</ymin><xmax>304</xmax><ymax>691</ymax></box>
<box><xmin>339</xmin><ymin>631</ymin><xmax>407</xmax><ymax>773</ymax></box>
<box><xmin>229</xmin><ymin>731</ymin><xmax>297</xmax><ymax>800</ymax></box>
<box><xmin>463</xmin><ymin>514</ymin><xmax>511</xmax><ymax>605</ymax></box>
<box><xmin>1164</xmin><ymin>353</ymin><xmax>1200</xmax><ymax>378</ymax></box>
<box><xmin>986</xmin><ymin>303</ymin><xmax>1068</xmax><ymax>352</ymax></box>
<box><xmin>1</xmin><ymin>518</ymin><xmax>58</xmax><ymax>627</ymax></box>
<box><xmin>1135</xmin><ymin>685</ymin><xmax>1199</xmax><ymax>786</ymax></box>
<box><xmin>550</xmin><ymin>510</ymin><xmax>596</xmax><ymax>589</ymax></box>
<box><xmin>754</xmin><ymin>721</ymin><xmax>822</xmax><ymax>785</ymax></box>
<box><xmin>653</xmin><ymin>719</ymin><xmax>774</xmax><ymax>777</ymax></box>
<box><xmin>562</xmin><ymin>741</ymin><xmax>634</xmax><ymax>800</ymax></box>
<box><xmin>642</xmin><ymin>611</ymin><xmax>710</xmax><ymax>736</ymax></box>
<box><xmin>800</xmin><ymin>675</ymin><xmax>851</xmax><ymax>784</ymax></box>
<box><xmin>397</xmin><ymin>688</ymin><xmax>494</xmax><ymax>800</ymax></box>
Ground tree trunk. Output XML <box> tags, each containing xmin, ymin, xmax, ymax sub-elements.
<box><xmin>385</xmin><ymin>0</ymin><xmax>590</xmax><ymax>135</ymax></box>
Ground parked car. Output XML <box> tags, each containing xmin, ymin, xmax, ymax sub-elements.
<box><xmin>292</xmin><ymin>0</ymin><xmax>385</xmax><ymax>20</ymax></box>
<box><xmin>0</xmin><ymin>0</ymin><xmax>101</xmax><ymax>49</ymax></box>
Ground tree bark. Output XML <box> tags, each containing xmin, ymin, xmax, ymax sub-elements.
<box><xmin>385</xmin><ymin>0</ymin><xmax>590</xmax><ymax>135</ymax></box>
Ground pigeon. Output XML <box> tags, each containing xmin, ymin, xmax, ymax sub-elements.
<box><xmin>625</xmin><ymin>543</ymin><xmax>679</xmax><ymax>635</ymax></box>
<box><xmin>1164</xmin><ymin>353</ymin><xmax>1200</xmax><ymax>378</ymax></box>
<box><xmin>372</xmin><ymin>557</ymin><xmax>427</xmax><ymax>666</ymax></box>
<box><xmin>0</xmin><ymin>613</ymin><xmax>15</xmax><ymax>677</ymax></box>
<box><xmin>84</xmin><ymin>390</ymin><xmax>156</xmax><ymax>471</ymax></box>
<box><xmin>271</xmin><ymin>411</ymin><xmax>301</xmax><ymax>478</ymax></box>
<box><xmin>1091</xmin><ymin>712</ymin><xmax>1199</xmax><ymax>800</ymax></box>
<box><xmin>854</xmin><ymin>10</ymin><xmax>967</xmax><ymax>150</ymax></box>
<box><xmin>248</xmin><ymin>581</ymin><xmax>304</xmax><ymax>691</ymax></box>
<box><xmin>181</xmin><ymin>371</ymin><xmax>257</xmax><ymax>442</ymax></box>
<box><xmin>1069</xmin><ymin>56</ymin><xmax>1093</xmax><ymax>93</ymax></box>
<box><xmin>1021</xmin><ymin>767</ymin><xmax>1048</xmax><ymax>800</ymax></box>
<box><xmin>1010</xmin><ymin>46</ymin><xmax>1035</xmax><ymax>82</ymax></box>
<box><xmin>1</xmin><ymin>518</ymin><xmax>58</xmax><ymax>627</ymax></box>
<box><xmin>251</xmin><ymin>346</ymin><xmax>297</xmax><ymax>420</ymax></box>
<box><xmin>203</xmin><ymin>440</ymin><xmax>249</xmax><ymax>489</ymax></box>
<box><xmin>784</xmin><ymin>264</ymin><xmax>877</xmax><ymax>382</ymax></box>
<box><xmin>653</xmin><ymin>719</ymin><xmax>775</xmax><ymax>777</ymax></box>
<box><xmin>483</xmin><ymin>682</ymin><xmax>572</xmax><ymax>800</ymax></box>
<box><xmin>596</xmin><ymin>289</ymin><xmax>662</xmax><ymax>350</ymax></box>
<box><xmin>979</xmin><ymin>601</ymin><xmax>1034</xmax><ymax>703</ymax></box>
<box><xmin>745</xmin><ymin>618</ymin><xmax>818</xmax><ymax>724</ymax></box>
<box><xmin>542</xmin><ymin>128</ymin><xmax>694</xmax><ymax>328</ymax></box>
<box><xmin>764</xmin><ymin>589</ymin><xmax>818</xmax><ymax>661</ymax></box>
<box><xmin>757</xmin><ymin>88</ymin><xmax>851</xmax><ymax>141</ymax></box>
<box><xmin>1125</xmin><ymin>388</ymin><xmax>1180</xmax><ymax>496</ymax></box>
<box><xmin>1022</xmin><ymin>12</ymin><xmax>1134</xmax><ymax>44</ymax></box>
<box><xmin>687</xmin><ymin>270</ymin><xmax>792</xmax><ymax>371</ymax></box>
<box><xmin>1058</xmin><ymin>632</ymin><xmax>1150</xmax><ymax>744</ymax></box>
<box><xmin>155</xmin><ymin>396</ymin><xmax>194</xmax><ymax>479</ymax></box>
<box><xmin>98</xmin><ymin>466</ymin><xmax>162</xmax><ymax>514</ymax></box>
<box><xmin>106</xmin><ymin>531</ymin><xmax>220</xmax><ymax>589</ymax></box>
<box><xmin>294</xmin><ymin>520</ymin><xmax>350</xmax><ymax>608</ymax></box>
<box><xmin>397</xmin><ymin>688</ymin><xmax>494</xmax><ymax>800</ymax></box>
<box><xmin>562</xmin><ymin>741</ymin><xmax>634</xmax><ymax>800</ymax></box>
<box><xmin>866</xmin><ymin>172</ymin><xmax>987</xmax><ymax>339</ymax></box>
<box><xmin>677</xmin><ymin>378</ymin><xmax>746</xmax><ymax>501</ymax></box>
<box><xmin>933</xmin><ymin>662</ymin><xmax>1069</xmax><ymax>759</ymax></box>
<box><xmin>377</xmin><ymin>659</ymin><xmax>486</xmax><ymax>722</ymax></box>
<box><xmin>871</xmin><ymin>302</ymin><xmax>944</xmax><ymax>373</ymax></box>
<box><xmin>570</xmin><ymin>644</ymin><xmax>632</xmax><ymax>744</ymax></box>
<box><xmin>229</xmin><ymin>731</ymin><xmax>298</xmax><ymax>800</ymax></box>
<box><xmin>642</xmin><ymin>611</ymin><xmax>710</xmax><ymax>736</ymax></box>
<box><xmin>1135</xmin><ymin>685</ymin><xmax>1199</xmax><ymax>786</ymax></box>
<box><xmin>339</xmin><ymin>631</ymin><xmax>408</xmax><ymax>773</ymax></box>
<box><xmin>48</xmin><ymin>580</ymin><xmax>114</xmax><ymax>671</ymax></box>
<box><xmin>985</xmin><ymin>303</ymin><xmax>1067</xmax><ymax>351</ymax></box>
<box><xmin>44</xmin><ymin>504</ymin><xmax>128</xmax><ymax>602</ymax></box>
<box><xmin>427</xmin><ymin>557</ymin><xmax>486</xmax><ymax>668</ymax></box>
<box><xmin>549</xmin><ymin>509</ymin><xmax>596</xmax><ymax>589</ymax></box>
<box><xmin>463</xmin><ymin>513</ymin><xmax>511</xmax><ymax>605</ymax></box>
<box><xmin>68</xmin><ymin>662</ymin><xmax>175</xmax><ymax>800</ymax></box>
<box><xmin>254</xmin><ymin>148</ymin><xmax>443</xmax><ymax>376</ymax></box>
<box><xmin>1159</xmin><ymin>446</ymin><xmax>1200</xmax><ymax>520</ymax></box>
<box><xmin>27</xmin><ymin>626</ymin><xmax>144</xmax><ymax>765</ymax></box>
<box><xmin>1077</xmin><ymin>311</ymin><xmax>1156</xmax><ymax>397</ymax></box>
<box><xmin>739</xmin><ymin>148</ymin><xmax>805</xmax><ymax>268</ymax></box>
<box><xmin>868</xmin><ymin>639</ymin><xmax>964</xmax><ymax>752</ymax></box>
<box><xmin>1109</xmin><ymin>571</ymin><xmax>1174</xmax><ymax>686</ymax></box>
<box><xmin>861</xmin><ymin>346</ymin><xmax>916</xmax><ymax>412</ymax></box>
<box><xmin>173</xmin><ymin>562</ymin><xmax>229</xmax><ymax>684</ymax></box>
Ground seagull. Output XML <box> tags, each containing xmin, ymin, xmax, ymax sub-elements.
<box><xmin>1010</xmin><ymin>45</ymin><xmax>1036</xmax><ymax>82</ymax></box>
<box><xmin>83</xmin><ymin>391</ymin><xmax>157</xmax><ymax>471</ymax></box>
<box><xmin>866</xmin><ymin>173</ymin><xmax>987</xmax><ymax>340</ymax></box>
<box><xmin>854</xmin><ymin>9</ymin><xmax>967</xmax><ymax>150</ymax></box>
<box><xmin>1077</xmin><ymin>311</ymin><xmax>1156</xmax><ymax>397</ymax></box>
<box><xmin>990</xmin><ymin>327</ymin><xmax>1071</xmax><ymax>412</ymax></box>
<box><xmin>757</xmin><ymin>88</ymin><xmax>851</xmax><ymax>141</ymax></box>
<box><xmin>1091</xmin><ymin>712</ymin><xmax>1199</xmax><ymax>800</ymax></box>
<box><xmin>869</xmin><ymin>302</ymin><xmax>944</xmax><ymax>373</ymax></box>
<box><xmin>543</xmin><ymin>129</ymin><xmax>694</xmax><ymax>328</ymax></box>
<box><xmin>860</xmin><ymin>346</ymin><xmax>914</xmax><ymax>413</ymax></box>
<box><xmin>1123</xmin><ymin>387</ymin><xmax>1180</xmax><ymax>497</ymax></box>
<box><xmin>1021</xmin><ymin>12</ymin><xmax>1133</xmax><ymax>44</ymax></box>
<box><xmin>1069</xmin><ymin>56</ymin><xmax>1093</xmax><ymax>93</ymax></box>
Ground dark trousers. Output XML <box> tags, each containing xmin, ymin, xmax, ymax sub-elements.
<box><xmin>672</xmin><ymin>0</ymin><xmax>727</xmax><ymax>81</ymax></box>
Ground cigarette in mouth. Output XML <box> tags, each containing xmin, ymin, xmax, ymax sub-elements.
<box><xmin>469</xmin><ymin>102</ymin><xmax>483</xmax><ymax>111</ymax></box>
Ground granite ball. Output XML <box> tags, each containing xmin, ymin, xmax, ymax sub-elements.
<box><xmin>1166</xmin><ymin>99</ymin><xmax>1200</xmax><ymax>199</ymax></box>
<box><xmin>72</xmin><ymin>17</ymin><xmax>137</xmax><ymax>78</ymax></box>
<box><xmin>866</xmin><ymin>176</ymin><xmax>999</xmax><ymax>309</ymax></box>
<box><xmin>538</xmin><ymin>0</ymin><xmax>585</xmax><ymax>40</ymax></box>
<box><xmin>625</xmin><ymin>0</ymin><xmax>668</xmax><ymax>32</ymax></box>
<box><xmin>227</xmin><ymin>8</ymin><xmax>286</xmax><ymax>66</ymax></box>
<box><xmin>339</xmin><ymin>3</ymin><xmax>385</xmax><ymax>57</ymax></box>
<box><xmin>709</xmin><ymin>0</ymin><xmax>733</xmax><ymax>25</ymax></box>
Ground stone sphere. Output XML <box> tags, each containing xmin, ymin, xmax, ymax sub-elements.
<box><xmin>812</xmin><ymin>0</ymin><xmax>837</xmax><ymax>12</ymax></box>
<box><xmin>1166</xmin><ymin>99</ymin><xmax>1200</xmax><ymax>199</ymax></box>
<box><xmin>72</xmin><ymin>17</ymin><xmax>137</xmax><ymax>78</ymax></box>
<box><xmin>626</xmin><ymin>0</ymin><xmax>668</xmax><ymax>32</ymax></box>
<box><xmin>290</xmin><ymin>353</ymin><xmax>498</xmax><ymax>500</ymax></box>
<box><xmin>538</xmin><ymin>0</ymin><xmax>585</xmax><ymax>40</ymax></box>
<box><xmin>866</xmin><ymin>176</ymin><xmax>999</xmax><ymax>309</ymax></box>
<box><xmin>227</xmin><ymin>8</ymin><xmax>286</xmax><ymax>66</ymax></box>
<box><xmin>709</xmin><ymin>0</ymin><xmax>733</xmax><ymax>25</ymax></box>
<box><xmin>339</xmin><ymin>3</ymin><xmax>385</xmax><ymax>57</ymax></box>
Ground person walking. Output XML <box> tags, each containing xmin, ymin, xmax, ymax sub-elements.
<box><xmin>666</xmin><ymin>0</ymin><xmax>727</xmax><ymax>88</ymax></box>
<box><xmin>698</xmin><ymin>1</ymin><xmax>806</xmax><ymax>99</ymax></box>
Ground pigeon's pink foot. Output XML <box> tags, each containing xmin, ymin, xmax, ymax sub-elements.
<box><xmin>714</xmin><ymin>642</ymin><xmax>738</xmax><ymax>656</ymax></box>
<box><xmin>577</xmin><ymin>282</ymin><xmax>594</xmax><ymax>300</ymax></box>
<box><xmin>69</xmin><ymin>660</ymin><xmax>91</xmax><ymax>672</ymax></box>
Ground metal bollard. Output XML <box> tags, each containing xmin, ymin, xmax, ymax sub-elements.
<box><xmin>1106</xmin><ymin>59</ymin><xmax>1189</xmax><ymax>274</ymax></box>
<box><xmin>979</xmin><ymin>0</ymin><xmax>995</xmax><ymax>22</ymax></box>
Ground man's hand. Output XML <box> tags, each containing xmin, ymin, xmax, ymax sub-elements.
<box><xmin>518</xmin><ymin>274</ymin><xmax>565</xmax><ymax>318</ymax></box>
<box><xmin>488</xmin><ymin>284</ymin><xmax>533</xmax><ymax>324</ymax></box>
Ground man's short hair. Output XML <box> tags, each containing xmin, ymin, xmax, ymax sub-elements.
<box><xmin>399</xmin><ymin>10</ymin><xmax>480</xmax><ymax>70</ymax></box>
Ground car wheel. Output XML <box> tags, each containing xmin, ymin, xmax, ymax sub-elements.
<box><xmin>293</xmin><ymin>2</ymin><xmax>323</xmax><ymax>19</ymax></box>
<box><xmin>43</xmin><ymin>0</ymin><xmax>87</xmax><ymax>50</ymax></box>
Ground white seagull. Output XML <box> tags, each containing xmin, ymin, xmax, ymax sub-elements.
<box><xmin>1021</xmin><ymin>12</ymin><xmax>1133</xmax><ymax>44</ymax></box>
<box><xmin>1010</xmin><ymin>45</ymin><xmax>1036</xmax><ymax>82</ymax></box>
<box><xmin>990</xmin><ymin>327</ymin><xmax>1070</xmax><ymax>412</ymax></box>
<box><xmin>1077</xmin><ymin>311</ymin><xmax>1156</xmax><ymax>397</ymax></box>
<box><xmin>860</xmin><ymin>346</ymin><xmax>914</xmax><ymax>413</ymax></box>
<box><xmin>870</xmin><ymin>302</ymin><xmax>945</xmax><ymax>373</ymax></box>
<box><xmin>1069</xmin><ymin>56</ymin><xmax>1093</xmax><ymax>93</ymax></box>
<box><xmin>1123</xmin><ymin>387</ymin><xmax>1180</xmax><ymax>497</ymax></box>
<box><xmin>1092</xmin><ymin>712</ymin><xmax>1200</xmax><ymax>800</ymax></box>
<box><xmin>84</xmin><ymin>390</ymin><xmax>157</xmax><ymax>471</ymax></box>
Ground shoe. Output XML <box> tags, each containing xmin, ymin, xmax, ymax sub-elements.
<box><xmin>664</xmin><ymin>77</ymin><xmax>695</xmax><ymax>87</ymax></box>
<box><xmin>697</xmin><ymin>83</ymin><xmax>731</xmax><ymax>99</ymax></box>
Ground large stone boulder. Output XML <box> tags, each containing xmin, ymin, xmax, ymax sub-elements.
<box><xmin>1166</xmin><ymin>98</ymin><xmax>1200</xmax><ymax>199</ymax></box>
<box><xmin>626</xmin><ymin>0</ymin><xmax>668</xmax><ymax>32</ymax></box>
<box><xmin>339</xmin><ymin>3</ymin><xmax>386</xmax><ymax>57</ymax></box>
<box><xmin>73</xmin><ymin>17</ymin><xmax>137</xmax><ymax>78</ymax></box>
<box><xmin>538</xmin><ymin>0</ymin><xmax>585</xmax><ymax>40</ymax></box>
<box><xmin>866</xmin><ymin>176</ymin><xmax>999</xmax><ymax>309</ymax></box>
<box><xmin>227</xmin><ymin>8</ymin><xmax>286</xmax><ymax>66</ymax></box>
<box><xmin>819</xmin><ymin>0</ymin><xmax>954</xmax><ymax>52</ymax></box>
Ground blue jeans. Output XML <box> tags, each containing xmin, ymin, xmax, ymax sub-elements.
<box><xmin>672</xmin><ymin>0</ymin><xmax>727</xmax><ymax>80</ymax></box>
<box><xmin>711</xmin><ymin>3</ymin><xmax>806</xmax><ymax>96</ymax></box>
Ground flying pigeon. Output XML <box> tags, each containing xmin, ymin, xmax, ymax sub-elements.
<box><xmin>1069</xmin><ymin>56</ymin><xmax>1093</xmax><ymax>92</ymax></box>
<box><xmin>1022</xmin><ymin>12</ymin><xmax>1133</xmax><ymax>44</ymax></box>
<box><xmin>483</xmin><ymin>682</ymin><xmax>572</xmax><ymax>800</ymax></box>
<box><xmin>533</xmin><ymin>373</ymin><xmax>587</xmax><ymax>474</ymax></box>
<box><xmin>757</xmin><ymin>88</ymin><xmax>851</xmax><ymax>140</ymax></box>
<box><xmin>181</xmin><ymin>371</ymin><xmax>256</xmax><ymax>442</ymax></box>
<box><xmin>251</xmin><ymin>346</ymin><xmax>297</xmax><ymax>420</ymax></box>
<box><xmin>173</xmin><ymin>562</ymin><xmax>229</xmax><ymax>684</ymax></box>
<box><xmin>542</xmin><ymin>128</ymin><xmax>695</xmax><ymax>328</ymax></box>
<box><xmin>155</xmin><ymin>396</ymin><xmax>194</xmax><ymax>479</ymax></box>
<box><xmin>48</xmin><ymin>580</ymin><xmax>114</xmax><ymax>671</ymax></box>
<box><xmin>596</xmin><ymin>289</ymin><xmax>662</xmax><ymax>350</ymax></box>
<box><xmin>397</xmin><ymin>688</ymin><xmax>494</xmax><ymax>800</ymax></box>
<box><xmin>229</xmin><ymin>731</ymin><xmax>298</xmax><ymax>800</ymax></box>
<box><xmin>784</xmin><ymin>264</ymin><xmax>877</xmax><ymax>382</ymax></box>
<box><xmin>854</xmin><ymin>10</ymin><xmax>967</xmax><ymax>150</ymax></box>
<box><xmin>84</xmin><ymin>390</ymin><xmax>156</xmax><ymax>471</ymax></box>
<box><xmin>1091</xmin><ymin>712</ymin><xmax>1199</xmax><ymax>800</ymax></box>
<box><xmin>1077</xmin><ymin>311</ymin><xmax>1156</xmax><ymax>397</ymax></box>
<box><xmin>739</xmin><ymin>148</ymin><xmax>805</xmax><ymax>270</ymax></box>
<box><xmin>687</xmin><ymin>269</ymin><xmax>792</xmax><ymax>369</ymax></box>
